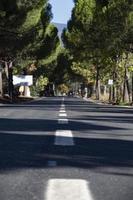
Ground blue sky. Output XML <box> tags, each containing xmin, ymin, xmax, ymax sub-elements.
<box><xmin>49</xmin><ymin>0</ymin><xmax>74</xmax><ymax>24</ymax></box>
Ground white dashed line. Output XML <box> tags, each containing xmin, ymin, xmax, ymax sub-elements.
<box><xmin>58</xmin><ymin>119</ymin><xmax>68</xmax><ymax>124</ymax></box>
<box><xmin>56</xmin><ymin>98</ymin><xmax>73</xmax><ymax>145</ymax></box>
<box><xmin>45</xmin><ymin>179</ymin><xmax>94</xmax><ymax>200</ymax></box>
<box><xmin>61</xmin><ymin>105</ymin><xmax>65</xmax><ymax>108</ymax></box>
<box><xmin>60</xmin><ymin>108</ymin><xmax>65</xmax><ymax>110</ymax></box>
<box><xmin>59</xmin><ymin>110</ymin><xmax>66</xmax><ymax>113</ymax></box>
<box><xmin>59</xmin><ymin>113</ymin><xmax>67</xmax><ymax>117</ymax></box>
<box><xmin>54</xmin><ymin>130</ymin><xmax>74</xmax><ymax>146</ymax></box>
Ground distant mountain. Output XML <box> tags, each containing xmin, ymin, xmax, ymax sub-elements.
<box><xmin>53</xmin><ymin>23</ymin><xmax>67</xmax><ymax>38</ymax></box>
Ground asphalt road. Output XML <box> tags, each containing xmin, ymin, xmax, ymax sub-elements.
<box><xmin>0</xmin><ymin>96</ymin><xmax>133</xmax><ymax>200</ymax></box>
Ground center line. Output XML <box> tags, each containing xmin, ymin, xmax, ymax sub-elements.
<box><xmin>58</xmin><ymin>118</ymin><xmax>68</xmax><ymax>124</ymax></box>
<box><xmin>45</xmin><ymin>179</ymin><xmax>94</xmax><ymax>200</ymax></box>
<box><xmin>59</xmin><ymin>113</ymin><xmax>67</xmax><ymax>117</ymax></box>
<box><xmin>54</xmin><ymin>130</ymin><xmax>74</xmax><ymax>146</ymax></box>
<box><xmin>61</xmin><ymin>104</ymin><xmax>65</xmax><ymax>108</ymax></box>
<box><xmin>59</xmin><ymin>110</ymin><xmax>66</xmax><ymax>113</ymax></box>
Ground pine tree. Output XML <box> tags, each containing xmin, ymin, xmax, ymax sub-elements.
<box><xmin>62</xmin><ymin>0</ymin><xmax>133</xmax><ymax>102</ymax></box>
<box><xmin>0</xmin><ymin>0</ymin><xmax>60</xmax><ymax>96</ymax></box>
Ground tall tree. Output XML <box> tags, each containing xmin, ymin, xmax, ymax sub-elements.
<box><xmin>0</xmin><ymin>0</ymin><xmax>60</xmax><ymax>96</ymax></box>
<box><xmin>63</xmin><ymin>0</ymin><xmax>133</xmax><ymax>102</ymax></box>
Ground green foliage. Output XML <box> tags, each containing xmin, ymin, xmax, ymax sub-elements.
<box><xmin>0</xmin><ymin>0</ymin><xmax>60</xmax><ymax>94</ymax></box>
<box><xmin>50</xmin><ymin>50</ymin><xmax>73</xmax><ymax>84</ymax></box>
<box><xmin>71</xmin><ymin>61</ymin><xmax>93</xmax><ymax>81</ymax></box>
<box><xmin>57</xmin><ymin>84</ymin><xmax>69</xmax><ymax>94</ymax></box>
<box><xmin>62</xmin><ymin>0</ymin><xmax>133</xmax><ymax>101</ymax></box>
<box><xmin>30</xmin><ymin>75</ymin><xmax>49</xmax><ymax>96</ymax></box>
<box><xmin>36</xmin><ymin>24</ymin><xmax>59</xmax><ymax>59</ymax></box>
<box><xmin>63</xmin><ymin>0</ymin><xmax>133</xmax><ymax>65</ymax></box>
<box><xmin>36</xmin><ymin>75</ymin><xmax>49</xmax><ymax>92</ymax></box>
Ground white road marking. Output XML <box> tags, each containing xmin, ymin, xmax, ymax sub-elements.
<box><xmin>60</xmin><ymin>107</ymin><xmax>65</xmax><ymax>109</ymax></box>
<box><xmin>59</xmin><ymin>113</ymin><xmax>67</xmax><ymax>117</ymax></box>
<box><xmin>59</xmin><ymin>110</ymin><xmax>66</xmax><ymax>113</ymax></box>
<box><xmin>60</xmin><ymin>106</ymin><xmax>65</xmax><ymax>109</ymax></box>
<box><xmin>58</xmin><ymin>119</ymin><xmax>68</xmax><ymax>124</ymax></box>
<box><xmin>45</xmin><ymin>179</ymin><xmax>94</xmax><ymax>200</ymax></box>
<box><xmin>47</xmin><ymin>161</ymin><xmax>57</xmax><ymax>167</ymax></box>
<box><xmin>61</xmin><ymin>107</ymin><xmax>65</xmax><ymax>110</ymax></box>
<box><xmin>55</xmin><ymin>130</ymin><xmax>74</xmax><ymax>146</ymax></box>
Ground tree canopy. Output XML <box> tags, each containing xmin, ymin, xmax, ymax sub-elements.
<box><xmin>0</xmin><ymin>0</ymin><xmax>60</xmax><ymax>67</ymax></box>
<box><xmin>62</xmin><ymin>0</ymin><xmax>133</xmax><ymax>102</ymax></box>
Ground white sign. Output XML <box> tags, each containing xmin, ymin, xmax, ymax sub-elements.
<box><xmin>13</xmin><ymin>75</ymin><xmax>33</xmax><ymax>86</ymax></box>
<box><xmin>108</xmin><ymin>79</ymin><xmax>113</xmax><ymax>85</ymax></box>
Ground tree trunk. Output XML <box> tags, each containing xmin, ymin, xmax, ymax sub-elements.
<box><xmin>122</xmin><ymin>53</ymin><xmax>131</xmax><ymax>103</ymax></box>
<box><xmin>109</xmin><ymin>85</ymin><xmax>112</xmax><ymax>103</ymax></box>
<box><xmin>132</xmin><ymin>71</ymin><xmax>133</xmax><ymax>105</ymax></box>
<box><xmin>112</xmin><ymin>70</ymin><xmax>116</xmax><ymax>104</ymax></box>
<box><xmin>95</xmin><ymin>66</ymin><xmax>100</xmax><ymax>100</ymax></box>
<box><xmin>0</xmin><ymin>71</ymin><xmax>2</xmax><ymax>96</ymax></box>
<box><xmin>8</xmin><ymin>67</ymin><xmax>14</xmax><ymax>101</ymax></box>
<box><xmin>123</xmin><ymin>67</ymin><xmax>130</xmax><ymax>103</ymax></box>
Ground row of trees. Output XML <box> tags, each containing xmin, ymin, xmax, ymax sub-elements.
<box><xmin>62</xmin><ymin>0</ymin><xmax>133</xmax><ymax>103</ymax></box>
<box><xmin>0</xmin><ymin>0</ymin><xmax>133</xmax><ymax>101</ymax></box>
<box><xmin>0</xmin><ymin>0</ymin><xmax>61</xmax><ymax>97</ymax></box>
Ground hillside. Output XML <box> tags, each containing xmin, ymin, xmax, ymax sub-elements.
<box><xmin>53</xmin><ymin>23</ymin><xmax>67</xmax><ymax>38</ymax></box>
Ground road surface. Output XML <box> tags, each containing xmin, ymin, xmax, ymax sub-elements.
<box><xmin>0</xmin><ymin>97</ymin><xmax>133</xmax><ymax>200</ymax></box>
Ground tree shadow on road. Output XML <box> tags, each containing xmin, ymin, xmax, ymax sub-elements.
<box><xmin>65</xmin><ymin>99</ymin><xmax>133</xmax><ymax>114</ymax></box>
<box><xmin>0</xmin><ymin>117</ymin><xmax>133</xmax><ymax>177</ymax></box>
<box><xmin>0</xmin><ymin>118</ymin><xmax>125</xmax><ymax>132</ymax></box>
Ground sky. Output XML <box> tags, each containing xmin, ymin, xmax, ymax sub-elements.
<box><xmin>49</xmin><ymin>0</ymin><xmax>74</xmax><ymax>24</ymax></box>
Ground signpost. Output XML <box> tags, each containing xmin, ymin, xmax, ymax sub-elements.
<box><xmin>13</xmin><ymin>75</ymin><xmax>33</xmax><ymax>97</ymax></box>
<box><xmin>108</xmin><ymin>79</ymin><xmax>113</xmax><ymax>85</ymax></box>
<box><xmin>13</xmin><ymin>75</ymin><xmax>33</xmax><ymax>86</ymax></box>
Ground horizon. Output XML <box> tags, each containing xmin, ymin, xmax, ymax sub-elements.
<box><xmin>53</xmin><ymin>22</ymin><xmax>67</xmax><ymax>25</ymax></box>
